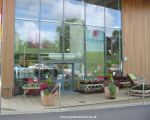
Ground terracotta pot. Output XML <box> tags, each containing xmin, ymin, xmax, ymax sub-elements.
<box><xmin>104</xmin><ymin>86</ymin><xmax>119</xmax><ymax>99</ymax></box>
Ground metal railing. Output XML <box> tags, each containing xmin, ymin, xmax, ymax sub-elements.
<box><xmin>127</xmin><ymin>77</ymin><xmax>150</xmax><ymax>104</ymax></box>
<box><xmin>50</xmin><ymin>83</ymin><xmax>61</xmax><ymax>108</ymax></box>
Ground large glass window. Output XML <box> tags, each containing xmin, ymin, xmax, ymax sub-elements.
<box><xmin>41</xmin><ymin>0</ymin><xmax>63</xmax><ymax>21</ymax></box>
<box><xmin>14</xmin><ymin>60</ymin><xmax>40</xmax><ymax>95</ymax></box>
<box><xmin>40</xmin><ymin>22</ymin><xmax>63</xmax><ymax>60</ymax></box>
<box><xmin>64</xmin><ymin>0</ymin><xmax>84</xmax><ymax>24</ymax></box>
<box><xmin>14</xmin><ymin>0</ymin><xmax>122</xmax><ymax>79</ymax></box>
<box><xmin>64</xmin><ymin>23</ymin><xmax>84</xmax><ymax>60</ymax></box>
<box><xmin>105</xmin><ymin>0</ymin><xmax>122</xmax><ymax>75</ymax></box>
<box><xmin>74</xmin><ymin>63</ymin><xmax>85</xmax><ymax>89</ymax></box>
<box><xmin>86</xmin><ymin>0</ymin><xmax>104</xmax><ymax>27</ymax></box>
<box><xmin>105</xmin><ymin>0</ymin><xmax>121</xmax><ymax>28</ymax></box>
<box><xmin>106</xmin><ymin>28</ymin><xmax>121</xmax><ymax>75</ymax></box>
<box><xmin>86</xmin><ymin>26</ymin><xmax>105</xmax><ymax>76</ymax></box>
<box><xmin>13</xmin><ymin>0</ymin><xmax>122</xmax><ymax>97</ymax></box>
<box><xmin>15</xmin><ymin>0</ymin><xmax>40</xmax><ymax>19</ymax></box>
<box><xmin>14</xmin><ymin>20</ymin><xmax>39</xmax><ymax>61</ymax></box>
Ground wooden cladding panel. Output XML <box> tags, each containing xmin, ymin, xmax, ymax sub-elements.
<box><xmin>143</xmin><ymin>1</ymin><xmax>150</xmax><ymax>81</ymax></box>
<box><xmin>0</xmin><ymin>0</ymin><xmax>2</xmax><ymax>10</ymax></box>
<box><xmin>2</xmin><ymin>0</ymin><xmax>15</xmax><ymax>98</ymax></box>
<box><xmin>122</xmin><ymin>0</ymin><xmax>150</xmax><ymax>81</ymax></box>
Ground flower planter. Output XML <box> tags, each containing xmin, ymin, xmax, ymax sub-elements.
<box><xmin>40</xmin><ymin>90</ymin><xmax>56</xmax><ymax>106</ymax></box>
<box><xmin>104</xmin><ymin>86</ymin><xmax>119</xmax><ymax>99</ymax></box>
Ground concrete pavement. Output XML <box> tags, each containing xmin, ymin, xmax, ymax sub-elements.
<box><xmin>0</xmin><ymin>104</ymin><xmax>150</xmax><ymax>120</ymax></box>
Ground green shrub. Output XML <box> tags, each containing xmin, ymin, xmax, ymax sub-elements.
<box><xmin>107</xmin><ymin>61</ymin><xmax>117</xmax><ymax>98</ymax></box>
<box><xmin>108</xmin><ymin>82</ymin><xmax>117</xmax><ymax>97</ymax></box>
<box><xmin>47</xmin><ymin>79</ymin><xmax>52</xmax><ymax>87</ymax></box>
<box><xmin>43</xmin><ymin>89</ymin><xmax>50</xmax><ymax>95</ymax></box>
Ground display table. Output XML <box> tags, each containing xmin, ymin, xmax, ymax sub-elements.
<box><xmin>79</xmin><ymin>83</ymin><xmax>103</xmax><ymax>94</ymax></box>
<box><xmin>22</xmin><ymin>86</ymin><xmax>40</xmax><ymax>97</ymax></box>
<box><xmin>119</xmin><ymin>81</ymin><xmax>130</xmax><ymax>87</ymax></box>
<box><xmin>129</xmin><ymin>84</ymin><xmax>150</xmax><ymax>97</ymax></box>
<box><xmin>114</xmin><ymin>76</ymin><xmax>131</xmax><ymax>88</ymax></box>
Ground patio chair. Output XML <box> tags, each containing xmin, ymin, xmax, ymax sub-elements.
<box><xmin>128</xmin><ymin>73</ymin><xmax>150</xmax><ymax>96</ymax></box>
<box><xmin>128</xmin><ymin>73</ymin><xmax>144</xmax><ymax>85</ymax></box>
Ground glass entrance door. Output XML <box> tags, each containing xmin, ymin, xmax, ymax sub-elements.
<box><xmin>52</xmin><ymin>63</ymin><xmax>74</xmax><ymax>92</ymax></box>
<box><xmin>63</xmin><ymin>64</ymin><xmax>73</xmax><ymax>91</ymax></box>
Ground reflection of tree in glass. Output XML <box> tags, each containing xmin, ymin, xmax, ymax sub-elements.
<box><xmin>14</xmin><ymin>31</ymin><xmax>39</xmax><ymax>61</ymax></box>
<box><xmin>57</xmin><ymin>18</ymin><xmax>79</xmax><ymax>53</ymax></box>
<box><xmin>107</xmin><ymin>29</ymin><xmax>121</xmax><ymax>64</ymax></box>
<box><xmin>41</xmin><ymin>38</ymin><xmax>59</xmax><ymax>52</ymax></box>
<box><xmin>112</xmin><ymin>30</ymin><xmax>120</xmax><ymax>55</ymax></box>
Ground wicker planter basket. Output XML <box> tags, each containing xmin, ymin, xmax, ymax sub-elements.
<box><xmin>41</xmin><ymin>90</ymin><xmax>58</xmax><ymax>106</ymax></box>
<box><xmin>104</xmin><ymin>86</ymin><xmax>119</xmax><ymax>99</ymax></box>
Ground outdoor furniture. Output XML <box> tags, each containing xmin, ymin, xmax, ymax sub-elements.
<box><xmin>128</xmin><ymin>74</ymin><xmax>150</xmax><ymax>97</ymax></box>
<box><xmin>129</xmin><ymin>84</ymin><xmax>150</xmax><ymax>97</ymax></box>
<box><xmin>22</xmin><ymin>85</ymin><xmax>40</xmax><ymax>97</ymax></box>
<box><xmin>78</xmin><ymin>77</ymin><xmax>107</xmax><ymax>94</ymax></box>
<box><xmin>79</xmin><ymin>83</ymin><xmax>103</xmax><ymax>94</ymax></box>
<box><xmin>114</xmin><ymin>76</ymin><xmax>131</xmax><ymax>88</ymax></box>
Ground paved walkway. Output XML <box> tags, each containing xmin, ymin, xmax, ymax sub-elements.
<box><xmin>0</xmin><ymin>104</ymin><xmax>150</xmax><ymax>120</ymax></box>
<box><xmin>2</xmin><ymin>89</ymin><xmax>148</xmax><ymax>114</ymax></box>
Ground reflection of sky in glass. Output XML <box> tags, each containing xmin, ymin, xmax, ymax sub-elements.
<box><xmin>106</xmin><ymin>28</ymin><xmax>120</xmax><ymax>37</ymax></box>
<box><xmin>40</xmin><ymin>23</ymin><xmax>60</xmax><ymax>43</ymax></box>
<box><xmin>15</xmin><ymin>0</ymin><xmax>121</xmax><ymax>47</ymax></box>
<box><xmin>41</xmin><ymin>0</ymin><xmax>63</xmax><ymax>21</ymax></box>
<box><xmin>15</xmin><ymin>21</ymin><xmax>60</xmax><ymax>43</ymax></box>
<box><xmin>86</xmin><ymin>3</ymin><xmax>104</xmax><ymax>26</ymax></box>
<box><xmin>15</xmin><ymin>0</ymin><xmax>121</xmax><ymax>29</ymax></box>
<box><xmin>64</xmin><ymin>0</ymin><xmax>84</xmax><ymax>22</ymax></box>
<box><xmin>15</xmin><ymin>21</ymin><xmax>39</xmax><ymax>43</ymax></box>
<box><xmin>15</xmin><ymin>0</ymin><xmax>40</xmax><ymax>19</ymax></box>
<box><xmin>105</xmin><ymin>8</ymin><xmax>121</xmax><ymax>28</ymax></box>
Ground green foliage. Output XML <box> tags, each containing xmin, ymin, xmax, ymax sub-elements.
<box><xmin>107</xmin><ymin>61</ymin><xmax>117</xmax><ymax>98</ymax></box>
<box><xmin>94</xmin><ymin>70</ymin><xmax>101</xmax><ymax>77</ymax></box>
<box><xmin>43</xmin><ymin>89</ymin><xmax>50</xmax><ymax>95</ymax></box>
<box><xmin>107</xmin><ymin>61</ymin><xmax>112</xmax><ymax>68</ymax></box>
<box><xmin>42</xmin><ymin>76</ymin><xmax>53</xmax><ymax>95</ymax></box>
<box><xmin>108</xmin><ymin>82</ymin><xmax>117</xmax><ymax>98</ymax></box>
<box><xmin>86</xmin><ymin>52</ymin><xmax>104</xmax><ymax>75</ymax></box>
<box><xmin>23</xmin><ymin>83</ymin><xmax>38</xmax><ymax>87</ymax></box>
<box><xmin>109</xmin><ymin>72</ymin><xmax>114</xmax><ymax>82</ymax></box>
<box><xmin>47</xmin><ymin>78</ymin><xmax>52</xmax><ymax>87</ymax></box>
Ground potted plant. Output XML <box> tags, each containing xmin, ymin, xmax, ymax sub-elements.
<box><xmin>40</xmin><ymin>78</ymin><xmax>56</xmax><ymax>106</ymax></box>
<box><xmin>41</xmin><ymin>88</ymin><xmax>51</xmax><ymax>106</ymax></box>
<box><xmin>104</xmin><ymin>62</ymin><xmax>119</xmax><ymax>99</ymax></box>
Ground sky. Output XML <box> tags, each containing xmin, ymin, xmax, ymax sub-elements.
<box><xmin>15</xmin><ymin>0</ymin><xmax>121</xmax><ymax>42</ymax></box>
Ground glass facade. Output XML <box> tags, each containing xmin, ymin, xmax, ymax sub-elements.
<box><xmin>14</xmin><ymin>0</ymin><xmax>122</xmax><ymax>94</ymax></box>
<box><xmin>86</xmin><ymin>0</ymin><xmax>104</xmax><ymax>26</ymax></box>
<box><xmin>64</xmin><ymin>0</ymin><xmax>84</xmax><ymax>24</ymax></box>
<box><xmin>41</xmin><ymin>0</ymin><xmax>63</xmax><ymax>21</ymax></box>
<box><xmin>40</xmin><ymin>22</ymin><xmax>62</xmax><ymax>56</ymax></box>
<box><xmin>86</xmin><ymin>26</ymin><xmax>104</xmax><ymax>76</ymax></box>
<box><xmin>64</xmin><ymin>23</ymin><xmax>84</xmax><ymax>59</ymax></box>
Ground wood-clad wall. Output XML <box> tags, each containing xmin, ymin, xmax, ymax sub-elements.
<box><xmin>122</xmin><ymin>0</ymin><xmax>150</xmax><ymax>81</ymax></box>
<box><xmin>2</xmin><ymin>0</ymin><xmax>15</xmax><ymax>98</ymax></box>
<box><xmin>0</xmin><ymin>0</ymin><xmax>2</xmax><ymax>10</ymax></box>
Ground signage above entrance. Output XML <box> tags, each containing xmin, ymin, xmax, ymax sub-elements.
<box><xmin>48</xmin><ymin>52</ymin><xmax>82</xmax><ymax>59</ymax></box>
